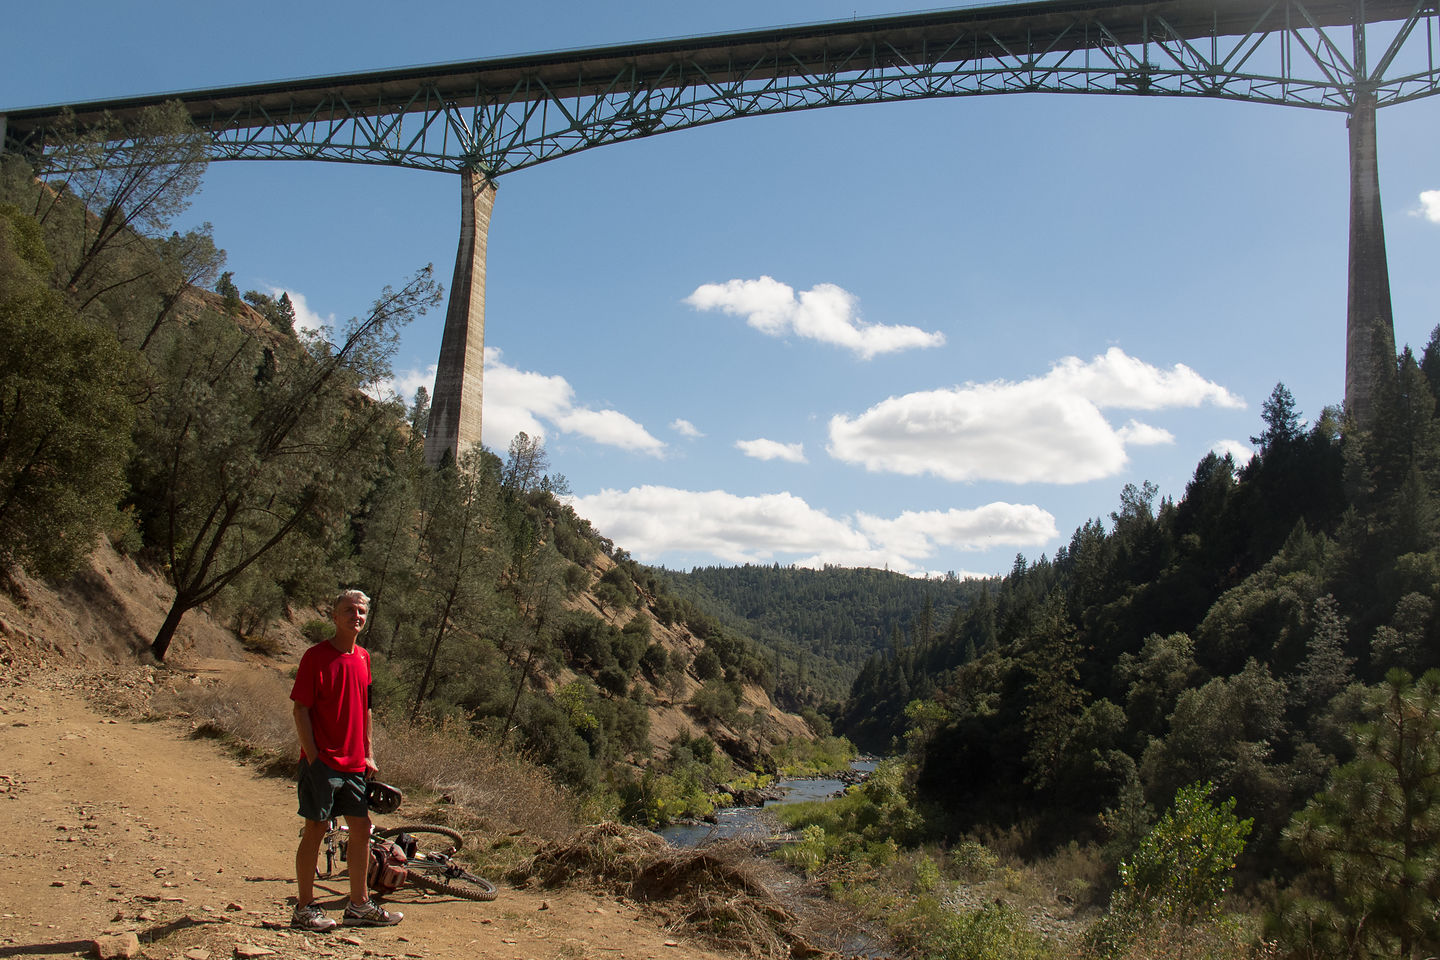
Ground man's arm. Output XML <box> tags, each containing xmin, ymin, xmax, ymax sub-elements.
<box><xmin>364</xmin><ymin>708</ymin><xmax>378</xmax><ymax>778</ymax></box>
<box><xmin>293</xmin><ymin>702</ymin><xmax>319</xmax><ymax>763</ymax></box>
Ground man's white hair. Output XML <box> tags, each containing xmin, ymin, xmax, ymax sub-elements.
<box><xmin>333</xmin><ymin>588</ymin><xmax>371</xmax><ymax>613</ymax></box>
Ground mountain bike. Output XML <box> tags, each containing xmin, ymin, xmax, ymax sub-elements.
<box><xmin>316</xmin><ymin>821</ymin><xmax>498</xmax><ymax>901</ymax></box>
<box><xmin>376</xmin><ymin>825</ymin><xmax>497</xmax><ymax>901</ymax></box>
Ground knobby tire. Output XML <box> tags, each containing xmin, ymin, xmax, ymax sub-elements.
<box><xmin>406</xmin><ymin>862</ymin><xmax>499</xmax><ymax>901</ymax></box>
<box><xmin>374</xmin><ymin>824</ymin><xmax>497</xmax><ymax>901</ymax></box>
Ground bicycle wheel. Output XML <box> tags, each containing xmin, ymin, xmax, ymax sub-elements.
<box><xmin>375</xmin><ymin>825</ymin><xmax>464</xmax><ymax>854</ymax></box>
<box><xmin>406</xmin><ymin>860</ymin><xmax>498</xmax><ymax>901</ymax></box>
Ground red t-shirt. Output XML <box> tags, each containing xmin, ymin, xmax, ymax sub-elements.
<box><xmin>290</xmin><ymin>641</ymin><xmax>372</xmax><ymax>773</ymax></box>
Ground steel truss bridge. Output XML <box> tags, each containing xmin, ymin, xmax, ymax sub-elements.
<box><xmin>5</xmin><ymin>0</ymin><xmax>1438</xmax><ymax>462</ymax></box>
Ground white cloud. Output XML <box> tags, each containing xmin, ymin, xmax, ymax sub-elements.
<box><xmin>1212</xmin><ymin>438</ymin><xmax>1255</xmax><ymax>463</ymax></box>
<box><xmin>855</xmin><ymin>503</ymin><xmax>1058</xmax><ymax>559</ymax></box>
<box><xmin>571</xmin><ymin>486</ymin><xmax>865</xmax><ymax>565</ymax></box>
<box><xmin>827</xmin><ymin>347</ymin><xmax>1242</xmax><ymax>484</ymax></box>
<box><xmin>1116</xmin><ymin>420</ymin><xmax>1175</xmax><ymax>446</ymax></box>
<box><xmin>1045</xmin><ymin>348</ymin><xmax>1244</xmax><ymax>410</ymax></box>
<box><xmin>555</xmin><ymin>408</ymin><xmax>667</xmax><ymax>455</ymax></box>
<box><xmin>386</xmin><ymin>348</ymin><xmax>664</xmax><ymax>455</ymax></box>
<box><xmin>672</xmin><ymin>418</ymin><xmax>704</xmax><ymax>438</ymax></box>
<box><xmin>567</xmin><ymin>485</ymin><xmax>1055</xmax><ymax>573</ymax></box>
<box><xmin>388</xmin><ymin>364</ymin><xmax>435</xmax><ymax>406</ymax></box>
<box><xmin>265</xmin><ymin>286</ymin><xmax>331</xmax><ymax>336</ymax></box>
<box><xmin>736</xmin><ymin>438</ymin><xmax>807</xmax><ymax>463</ymax></box>
<box><xmin>1418</xmin><ymin>190</ymin><xmax>1440</xmax><ymax>223</ymax></box>
<box><xmin>483</xmin><ymin>348</ymin><xmax>663</xmax><ymax>455</ymax></box>
<box><xmin>685</xmin><ymin>276</ymin><xmax>945</xmax><ymax>359</ymax></box>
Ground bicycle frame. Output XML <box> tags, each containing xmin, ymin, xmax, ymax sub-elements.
<box><xmin>309</xmin><ymin>819</ymin><xmax>373</xmax><ymax>879</ymax></box>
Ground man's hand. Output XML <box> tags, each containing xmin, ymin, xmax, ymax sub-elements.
<box><xmin>365</xmin><ymin>756</ymin><xmax>380</xmax><ymax>779</ymax></box>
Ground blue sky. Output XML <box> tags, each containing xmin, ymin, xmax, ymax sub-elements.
<box><xmin>7</xmin><ymin>1</ymin><xmax>1440</xmax><ymax>578</ymax></box>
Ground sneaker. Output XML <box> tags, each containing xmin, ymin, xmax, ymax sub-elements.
<box><xmin>291</xmin><ymin>903</ymin><xmax>338</xmax><ymax>932</ymax></box>
<box><xmin>343</xmin><ymin>899</ymin><xmax>403</xmax><ymax>927</ymax></box>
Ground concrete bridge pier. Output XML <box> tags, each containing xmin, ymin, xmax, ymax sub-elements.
<box><xmin>1345</xmin><ymin>90</ymin><xmax>1396</xmax><ymax>429</ymax></box>
<box><xmin>424</xmin><ymin>168</ymin><xmax>497</xmax><ymax>467</ymax></box>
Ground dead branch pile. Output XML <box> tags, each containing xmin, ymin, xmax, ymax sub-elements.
<box><xmin>508</xmin><ymin>822</ymin><xmax>838</xmax><ymax>959</ymax></box>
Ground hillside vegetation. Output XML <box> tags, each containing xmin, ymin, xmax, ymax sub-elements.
<box><xmin>0</xmin><ymin>104</ymin><xmax>839</xmax><ymax>826</ymax></box>
<box><xmin>662</xmin><ymin>563</ymin><xmax>988</xmax><ymax>706</ymax></box>
<box><xmin>813</xmin><ymin>368</ymin><xmax>1440</xmax><ymax>956</ymax></box>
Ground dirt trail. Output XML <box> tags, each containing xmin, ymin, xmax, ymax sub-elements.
<box><xmin>0</xmin><ymin>669</ymin><xmax>736</xmax><ymax>960</ymax></box>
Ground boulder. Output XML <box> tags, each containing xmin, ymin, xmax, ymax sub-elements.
<box><xmin>92</xmin><ymin>933</ymin><xmax>141</xmax><ymax>959</ymax></box>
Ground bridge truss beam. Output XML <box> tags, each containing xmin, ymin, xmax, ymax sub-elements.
<box><xmin>5</xmin><ymin>0</ymin><xmax>1439</xmax><ymax>175</ymax></box>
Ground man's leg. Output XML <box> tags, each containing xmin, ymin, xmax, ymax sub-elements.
<box><xmin>337</xmin><ymin>810</ymin><xmax>401</xmax><ymax>926</ymax></box>
<box><xmin>295</xmin><ymin>819</ymin><xmax>327</xmax><ymax>906</ymax></box>
<box><xmin>342</xmin><ymin>814</ymin><xmax>372</xmax><ymax>906</ymax></box>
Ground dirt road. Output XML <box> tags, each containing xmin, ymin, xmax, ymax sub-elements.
<box><xmin>0</xmin><ymin>669</ymin><xmax>736</xmax><ymax>960</ymax></box>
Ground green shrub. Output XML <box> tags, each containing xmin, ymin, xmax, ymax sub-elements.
<box><xmin>562</xmin><ymin>562</ymin><xmax>590</xmax><ymax>593</ymax></box>
<box><xmin>951</xmin><ymin>839</ymin><xmax>999</xmax><ymax>881</ymax></box>
<box><xmin>300</xmin><ymin>619</ymin><xmax>331</xmax><ymax>643</ymax></box>
<box><xmin>798</xmin><ymin>706</ymin><xmax>833</xmax><ymax>737</ymax></box>
<box><xmin>938</xmin><ymin>902</ymin><xmax>1052</xmax><ymax>960</ymax></box>
<box><xmin>772</xmin><ymin>734</ymin><xmax>855</xmax><ymax>776</ymax></box>
<box><xmin>597</xmin><ymin>664</ymin><xmax>630</xmax><ymax>696</ymax></box>
<box><xmin>779</xmin><ymin>824</ymin><xmax>829</xmax><ymax>875</ymax></box>
<box><xmin>913</xmin><ymin>852</ymin><xmax>942</xmax><ymax>893</ymax></box>
<box><xmin>906</xmin><ymin>900</ymin><xmax>1051</xmax><ymax>960</ymax></box>
<box><xmin>621</xmin><ymin>613</ymin><xmax>652</xmax><ymax>641</ymax></box>
<box><xmin>690</xmin><ymin>679</ymin><xmax>740</xmax><ymax>722</ymax></box>
<box><xmin>640</xmin><ymin>643</ymin><xmax>669</xmax><ymax>680</ymax></box>
<box><xmin>1117</xmin><ymin>781</ymin><xmax>1251</xmax><ymax>922</ymax></box>
<box><xmin>619</xmin><ymin>765</ymin><xmax>719</xmax><ymax>827</ymax></box>
<box><xmin>1083</xmin><ymin>782</ymin><xmax>1254</xmax><ymax>959</ymax></box>
<box><xmin>597</xmin><ymin>565</ymin><xmax>637</xmax><ymax>608</ymax></box>
<box><xmin>693</xmin><ymin>647</ymin><xmax>723</xmax><ymax>680</ymax></box>
<box><xmin>774</xmin><ymin>759</ymin><xmax>922</xmax><ymax>852</ymax></box>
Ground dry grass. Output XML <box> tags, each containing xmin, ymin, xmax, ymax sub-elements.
<box><xmin>1027</xmin><ymin>840</ymin><xmax>1113</xmax><ymax>909</ymax></box>
<box><xmin>510</xmin><ymin>823</ymin><xmax>836</xmax><ymax>959</ymax></box>
<box><xmin>372</xmin><ymin>714</ymin><xmax>577</xmax><ymax>844</ymax></box>
<box><xmin>156</xmin><ymin>664</ymin><xmax>578</xmax><ymax>857</ymax></box>
<box><xmin>158</xmin><ymin>668</ymin><xmax>299</xmax><ymax>772</ymax></box>
<box><xmin>1096</xmin><ymin>917</ymin><xmax>1279</xmax><ymax>960</ymax></box>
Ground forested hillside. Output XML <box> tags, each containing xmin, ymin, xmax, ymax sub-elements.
<box><xmin>662</xmin><ymin>564</ymin><xmax>987</xmax><ymax>705</ymax></box>
<box><xmin>831</xmin><ymin>363</ymin><xmax>1440</xmax><ymax>954</ymax></box>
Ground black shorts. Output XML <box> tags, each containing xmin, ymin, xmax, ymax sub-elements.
<box><xmin>296</xmin><ymin>757</ymin><xmax>368</xmax><ymax>822</ymax></box>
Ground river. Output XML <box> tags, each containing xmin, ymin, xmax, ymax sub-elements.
<box><xmin>659</xmin><ymin>759</ymin><xmax>878</xmax><ymax>847</ymax></box>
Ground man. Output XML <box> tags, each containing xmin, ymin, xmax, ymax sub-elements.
<box><xmin>289</xmin><ymin>589</ymin><xmax>402</xmax><ymax>930</ymax></box>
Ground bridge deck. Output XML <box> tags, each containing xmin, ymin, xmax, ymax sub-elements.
<box><xmin>2</xmin><ymin>0</ymin><xmax>1416</xmax><ymax>135</ymax></box>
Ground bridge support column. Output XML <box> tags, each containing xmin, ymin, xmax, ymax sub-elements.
<box><xmin>424</xmin><ymin>168</ymin><xmax>497</xmax><ymax>467</ymax></box>
<box><xmin>1345</xmin><ymin>91</ymin><xmax>1396</xmax><ymax>429</ymax></box>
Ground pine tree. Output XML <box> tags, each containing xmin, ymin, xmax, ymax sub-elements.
<box><xmin>214</xmin><ymin>270</ymin><xmax>241</xmax><ymax>314</ymax></box>
<box><xmin>1290</xmin><ymin>594</ymin><xmax>1356</xmax><ymax>719</ymax></box>
<box><xmin>0</xmin><ymin>205</ymin><xmax>133</xmax><ymax>578</ymax></box>
<box><xmin>409</xmin><ymin>385</ymin><xmax>430</xmax><ymax>438</ymax></box>
<box><xmin>1252</xmin><ymin>383</ymin><xmax>1302</xmax><ymax>452</ymax></box>
<box><xmin>1280</xmin><ymin>670</ymin><xmax>1440</xmax><ymax>959</ymax></box>
<box><xmin>137</xmin><ymin>267</ymin><xmax>439</xmax><ymax>660</ymax></box>
<box><xmin>277</xmin><ymin>291</ymin><xmax>297</xmax><ymax>332</ymax></box>
<box><xmin>406</xmin><ymin>446</ymin><xmax>506</xmax><ymax>720</ymax></box>
<box><xmin>1022</xmin><ymin>592</ymin><xmax>1086</xmax><ymax>794</ymax></box>
<box><xmin>23</xmin><ymin>101</ymin><xmax>209</xmax><ymax>304</ymax></box>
